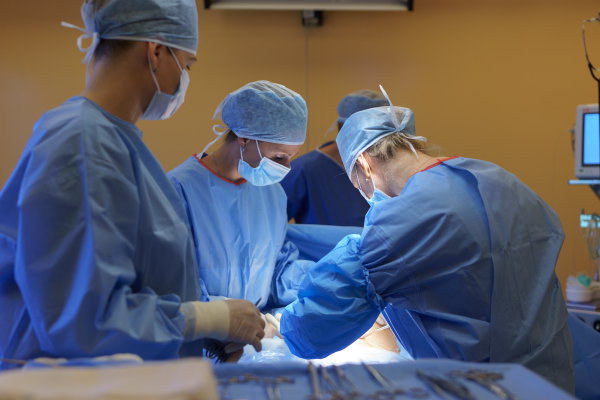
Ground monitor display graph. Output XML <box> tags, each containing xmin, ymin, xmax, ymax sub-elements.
<box><xmin>583</xmin><ymin>112</ymin><xmax>600</xmax><ymax>166</ymax></box>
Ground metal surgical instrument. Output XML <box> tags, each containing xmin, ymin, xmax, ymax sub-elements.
<box><xmin>219</xmin><ymin>374</ymin><xmax>261</xmax><ymax>400</ymax></box>
<box><xmin>448</xmin><ymin>370</ymin><xmax>520</xmax><ymax>400</ymax></box>
<box><xmin>263</xmin><ymin>376</ymin><xmax>295</xmax><ymax>400</ymax></box>
<box><xmin>307</xmin><ymin>362</ymin><xmax>323</xmax><ymax>400</ymax></box>
<box><xmin>320</xmin><ymin>366</ymin><xmax>348</xmax><ymax>400</ymax></box>
<box><xmin>363</xmin><ymin>363</ymin><xmax>429</xmax><ymax>399</ymax></box>
<box><xmin>416</xmin><ymin>369</ymin><xmax>475</xmax><ymax>400</ymax></box>
<box><xmin>333</xmin><ymin>365</ymin><xmax>366</xmax><ymax>399</ymax></box>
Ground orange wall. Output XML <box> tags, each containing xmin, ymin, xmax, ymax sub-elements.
<box><xmin>1</xmin><ymin>0</ymin><xmax>600</xmax><ymax>289</ymax></box>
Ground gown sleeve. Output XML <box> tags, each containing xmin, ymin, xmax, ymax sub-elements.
<box><xmin>269</xmin><ymin>240</ymin><xmax>314</xmax><ymax>306</ymax></box>
<box><xmin>280</xmin><ymin>234</ymin><xmax>385</xmax><ymax>359</ymax></box>
<box><xmin>15</xmin><ymin>144</ymin><xmax>187</xmax><ymax>359</ymax></box>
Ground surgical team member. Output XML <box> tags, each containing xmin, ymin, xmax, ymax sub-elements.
<box><xmin>168</xmin><ymin>81</ymin><xmax>314</xmax><ymax>314</ymax></box>
<box><xmin>280</xmin><ymin>90</ymin><xmax>387</xmax><ymax>226</ymax></box>
<box><xmin>0</xmin><ymin>0</ymin><xmax>264</xmax><ymax>368</ymax></box>
<box><xmin>281</xmin><ymin>87</ymin><xmax>575</xmax><ymax>392</ymax></box>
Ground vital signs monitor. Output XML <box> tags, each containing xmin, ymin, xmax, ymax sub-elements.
<box><xmin>575</xmin><ymin>104</ymin><xmax>600</xmax><ymax>179</ymax></box>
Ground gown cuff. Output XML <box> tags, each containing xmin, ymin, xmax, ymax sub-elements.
<box><xmin>180</xmin><ymin>301</ymin><xmax>230</xmax><ymax>342</ymax></box>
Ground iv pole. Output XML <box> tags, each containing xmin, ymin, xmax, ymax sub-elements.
<box><xmin>581</xmin><ymin>15</ymin><xmax>600</xmax><ymax>281</ymax></box>
<box><xmin>583</xmin><ymin>14</ymin><xmax>600</xmax><ymax>181</ymax></box>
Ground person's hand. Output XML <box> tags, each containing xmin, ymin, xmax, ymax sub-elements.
<box><xmin>223</xmin><ymin>299</ymin><xmax>265</xmax><ymax>352</ymax></box>
<box><xmin>264</xmin><ymin>320</ymin><xmax>282</xmax><ymax>339</ymax></box>
<box><xmin>222</xmin><ymin>320</ymin><xmax>279</xmax><ymax>355</ymax></box>
<box><xmin>261</xmin><ymin>314</ymin><xmax>282</xmax><ymax>339</ymax></box>
<box><xmin>224</xmin><ymin>348</ymin><xmax>244</xmax><ymax>363</ymax></box>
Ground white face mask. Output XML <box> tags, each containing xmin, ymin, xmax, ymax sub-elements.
<box><xmin>355</xmin><ymin>161</ymin><xmax>391</xmax><ymax>207</ymax></box>
<box><xmin>141</xmin><ymin>48</ymin><xmax>189</xmax><ymax>121</ymax></box>
<box><xmin>238</xmin><ymin>140</ymin><xmax>291</xmax><ymax>186</ymax></box>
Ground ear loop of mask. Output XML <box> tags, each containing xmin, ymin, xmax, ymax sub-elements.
<box><xmin>168</xmin><ymin>47</ymin><xmax>184</xmax><ymax>72</ymax></box>
<box><xmin>147</xmin><ymin>47</ymin><xmax>183</xmax><ymax>94</ymax></box>
<box><xmin>355</xmin><ymin>166</ymin><xmax>363</xmax><ymax>192</ymax></box>
<box><xmin>238</xmin><ymin>140</ymin><xmax>263</xmax><ymax>162</ymax></box>
<box><xmin>255</xmin><ymin>140</ymin><xmax>263</xmax><ymax>159</ymax></box>
<box><xmin>147</xmin><ymin>51</ymin><xmax>161</xmax><ymax>93</ymax></box>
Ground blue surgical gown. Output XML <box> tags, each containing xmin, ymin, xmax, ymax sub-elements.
<box><xmin>168</xmin><ymin>155</ymin><xmax>313</xmax><ymax>310</ymax></box>
<box><xmin>280</xmin><ymin>142</ymin><xmax>369</xmax><ymax>226</ymax></box>
<box><xmin>281</xmin><ymin>157</ymin><xmax>575</xmax><ymax>393</ymax></box>
<box><xmin>567</xmin><ymin>313</ymin><xmax>600</xmax><ymax>399</ymax></box>
<box><xmin>0</xmin><ymin>97</ymin><xmax>204</xmax><ymax>368</ymax></box>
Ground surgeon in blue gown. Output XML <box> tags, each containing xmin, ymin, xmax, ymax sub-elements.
<box><xmin>280</xmin><ymin>87</ymin><xmax>575</xmax><ymax>392</ymax></box>
<box><xmin>168</xmin><ymin>81</ymin><xmax>314</xmax><ymax>316</ymax></box>
<box><xmin>0</xmin><ymin>0</ymin><xmax>264</xmax><ymax>368</ymax></box>
<box><xmin>280</xmin><ymin>90</ymin><xmax>387</xmax><ymax>226</ymax></box>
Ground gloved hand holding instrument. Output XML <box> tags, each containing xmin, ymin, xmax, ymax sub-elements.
<box><xmin>180</xmin><ymin>298</ymin><xmax>265</xmax><ymax>362</ymax></box>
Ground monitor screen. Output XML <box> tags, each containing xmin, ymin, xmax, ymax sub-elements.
<box><xmin>583</xmin><ymin>112</ymin><xmax>600</xmax><ymax>166</ymax></box>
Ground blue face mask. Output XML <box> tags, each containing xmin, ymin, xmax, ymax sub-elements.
<box><xmin>355</xmin><ymin>162</ymin><xmax>391</xmax><ymax>207</ymax></box>
<box><xmin>141</xmin><ymin>48</ymin><xmax>189</xmax><ymax>121</ymax></box>
<box><xmin>238</xmin><ymin>140</ymin><xmax>291</xmax><ymax>186</ymax></box>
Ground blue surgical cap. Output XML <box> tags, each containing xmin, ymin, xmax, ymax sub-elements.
<box><xmin>62</xmin><ymin>0</ymin><xmax>198</xmax><ymax>70</ymax></box>
<box><xmin>337</xmin><ymin>90</ymin><xmax>389</xmax><ymax>124</ymax></box>
<box><xmin>337</xmin><ymin>86</ymin><xmax>426</xmax><ymax>178</ymax></box>
<box><xmin>204</xmin><ymin>81</ymin><xmax>307</xmax><ymax>153</ymax></box>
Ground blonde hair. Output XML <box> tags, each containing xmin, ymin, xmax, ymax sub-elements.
<box><xmin>364</xmin><ymin>133</ymin><xmax>441</xmax><ymax>162</ymax></box>
<box><xmin>348</xmin><ymin>133</ymin><xmax>441</xmax><ymax>185</ymax></box>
